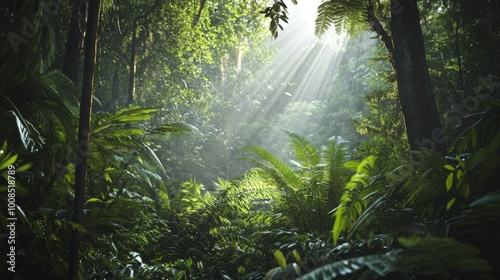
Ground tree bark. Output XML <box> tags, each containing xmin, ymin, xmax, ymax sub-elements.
<box><xmin>110</xmin><ymin>61</ymin><xmax>120</xmax><ymax>110</ymax></box>
<box><xmin>68</xmin><ymin>0</ymin><xmax>100</xmax><ymax>278</ymax></box>
<box><xmin>62</xmin><ymin>0</ymin><xmax>87</xmax><ymax>83</ymax></box>
<box><xmin>126</xmin><ymin>0</ymin><xmax>161</xmax><ymax>104</ymax></box>
<box><xmin>390</xmin><ymin>0</ymin><xmax>447</xmax><ymax>154</ymax></box>
<box><xmin>127</xmin><ymin>19</ymin><xmax>137</xmax><ymax>103</ymax></box>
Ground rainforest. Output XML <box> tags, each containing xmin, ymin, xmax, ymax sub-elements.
<box><xmin>1</xmin><ymin>0</ymin><xmax>499</xmax><ymax>279</ymax></box>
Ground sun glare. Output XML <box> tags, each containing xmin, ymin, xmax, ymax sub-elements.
<box><xmin>236</xmin><ymin>0</ymin><xmax>349</xmax><ymax>151</ymax></box>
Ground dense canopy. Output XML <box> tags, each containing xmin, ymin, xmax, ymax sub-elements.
<box><xmin>1</xmin><ymin>0</ymin><xmax>499</xmax><ymax>279</ymax></box>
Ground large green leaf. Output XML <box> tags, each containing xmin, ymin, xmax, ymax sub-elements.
<box><xmin>148</xmin><ymin>123</ymin><xmax>195</xmax><ymax>135</ymax></box>
<box><xmin>4</xmin><ymin>110</ymin><xmax>45</xmax><ymax>153</ymax></box>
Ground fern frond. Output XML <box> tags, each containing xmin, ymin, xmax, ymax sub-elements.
<box><xmin>315</xmin><ymin>1</ymin><xmax>338</xmax><ymax>36</ymax></box>
<box><xmin>315</xmin><ymin>0</ymin><xmax>368</xmax><ymax>36</ymax></box>
<box><xmin>332</xmin><ymin>155</ymin><xmax>377</xmax><ymax>244</ymax></box>
<box><xmin>286</xmin><ymin>131</ymin><xmax>321</xmax><ymax>169</ymax></box>
<box><xmin>300</xmin><ymin>236</ymin><xmax>495</xmax><ymax>279</ymax></box>
<box><xmin>322</xmin><ymin>138</ymin><xmax>350</xmax><ymax>189</ymax></box>
<box><xmin>450</xmin><ymin>190</ymin><xmax>500</xmax><ymax>244</ymax></box>
<box><xmin>299</xmin><ymin>249</ymin><xmax>403</xmax><ymax>280</ymax></box>
<box><xmin>242</xmin><ymin>146</ymin><xmax>303</xmax><ymax>191</ymax></box>
<box><xmin>400</xmin><ymin>237</ymin><xmax>495</xmax><ymax>279</ymax></box>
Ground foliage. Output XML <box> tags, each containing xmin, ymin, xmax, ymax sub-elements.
<box><xmin>315</xmin><ymin>0</ymin><xmax>366</xmax><ymax>36</ymax></box>
<box><xmin>243</xmin><ymin>131</ymin><xmax>351</xmax><ymax>235</ymax></box>
<box><xmin>1</xmin><ymin>0</ymin><xmax>500</xmax><ymax>279</ymax></box>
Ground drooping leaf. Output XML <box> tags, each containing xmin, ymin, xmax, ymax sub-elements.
<box><xmin>4</xmin><ymin>110</ymin><xmax>45</xmax><ymax>153</ymax></box>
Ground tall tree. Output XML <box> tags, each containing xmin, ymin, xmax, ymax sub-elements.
<box><xmin>68</xmin><ymin>0</ymin><xmax>100</xmax><ymax>278</ymax></box>
<box><xmin>263</xmin><ymin>0</ymin><xmax>448</xmax><ymax>154</ymax></box>
<box><xmin>62</xmin><ymin>0</ymin><xmax>87</xmax><ymax>83</ymax></box>
<box><xmin>127</xmin><ymin>0</ymin><xmax>161</xmax><ymax>103</ymax></box>
<box><xmin>390</xmin><ymin>0</ymin><xmax>446</xmax><ymax>154</ymax></box>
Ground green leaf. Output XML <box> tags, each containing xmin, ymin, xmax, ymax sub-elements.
<box><xmin>149</xmin><ymin>123</ymin><xmax>194</xmax><ymax>135</ymax></box>
<box><xmin>274</xmin><ymin>250</ymin><xmax>287</xmax><ymax>270</ymax></box>
<box><xmin>446</xmin><ymin>173</ymin><xmax>453</xmax><ymax>191</ymax></box>
<box><xmin>0</xmin><ymin>152</ymin><xmax>17</xmax><ymax>170</ymax></box>
<box><xmin>242</xmin><ymin>146</ymin><xmax>303</xmax><ymax>191</ymax></box>
<box><xmin>5</xmin><ymin>110</ymin><xmax>45</xmax><ymax>153</ymax></box>
<box><xmin>293</xmin><ymin>249</ymin><xmax>303</xmax><ymax>267</ymax></box>
<box><xmin>264</xmin><ymin>267</ymin><xmax>282</xmax><ymax>280</ymax></box>
<box><xmin>286</xmin><ymin>131</ymin><xmax>321</xmax><ymax>169</ymax></box>
<box><xmin>344</xmin><ymin>160</ymin><xmax>359</xmax><ymax>171</ymax></box>
<box><xmin>85</xmin><ymin>197</ymin><xmax>102</xmax><ymax>204</ymax></box>
<box><xmin>16</xmin><ymin>162</ymin><xmax>32</xmax><ymax>172</ymax></box>
<box><xmin>299</xmin><ymin>250</ymin><xmax>403</xmax><ymax>280</ymax></box>
<box><xmin>446</xmin><ymin>198</ymin><xmax>455</xmax><ymax>210</ymax></box>
<box><xmin>332</xmin><ymin>205</ymin><xmax>346</xmax><ymax>245</ymax></box>
<box><xmin>443</xmin><ymin>164</ymin><xmax>455</xmax><ymax>171</ymax></box>
<box><xmin>142</xmin><ymin>143</ymin><xmax>166</xmax><ymax>173</ymax></box>
<box><xmin>354</xmin><ymin>201</ymin><xmax>362</xmax><ymax>214</ymax></box>
<box><xmin>315</xmin><ymin>1</ymin><xmax>336</xmax><ymax>36</ymax></box>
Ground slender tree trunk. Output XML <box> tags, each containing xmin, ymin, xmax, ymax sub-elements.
<box><xmin>390</xmin><ymin>0</ymin><xmax>447</xmax><ymax>154</ymax></box>
<box><xmin>126</xmin><ymin>0</ymin><xmax>161</xmax><ymax>104</ymax></box>
<box><xmin>62</xmin><ymin>0</ymin><xmax>87</xmax><ymax>83</ymax></box>
<box><xmin>68</xmin><ymin>0</ymin><xmax>100</xmax><ymax>278</ymax></box>
<box><xmin>127</xmin><ymin>19</ymin><xmax>137</xmax><ymax>103</ymax></box>
<box><xmin>110</xmin><ymin>62</ymin><xmax>120</xmax><ymax>110</ymax></box>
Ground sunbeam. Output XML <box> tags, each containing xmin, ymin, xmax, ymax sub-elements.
<box><xmin>228</xmin><ymin>1</ymin><xmax>350</xmax><ymax>156</ymax></box>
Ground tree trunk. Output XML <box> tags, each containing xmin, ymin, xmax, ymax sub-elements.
<box><xmin>62</xmin><ymin>0</ymin><xmax>87</xmax><ymax>83</ymax></box>
<box><xmin>68</xmin><ymin>0</ymin><xmax>100</xmax><ymax>278</ymax></box>
<box><xmin>126</xmin><ymin>1</ymin><xmax>161</xmax><ymax>104</ymax></box>
<box><xmin>127</xmin><ymin>19</ymin><xmax>137</xmax><ymax>103</ymax></box>
<box><xmin>110</xmin><ymin>61</ymin><xmax>120</xmax><ymax>110</ymax></box>
<box><xmin>390</xmin><ymin>0</ymin><xmax>447</xmax><ymax>154</ymax></box>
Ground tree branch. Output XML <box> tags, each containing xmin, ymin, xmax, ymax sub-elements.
<box><xmin>368</xmin><ymin>4</ymin><xmax>395</xmax><ymax>69</ymax></box>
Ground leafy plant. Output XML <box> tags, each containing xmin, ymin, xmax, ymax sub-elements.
<box><xmin>243</xmin><ymin>132</ymin><xmax>351</xmax><ymax>234</ymax></box>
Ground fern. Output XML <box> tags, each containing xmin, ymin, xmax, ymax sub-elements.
<box><xmin>242</xmin><ymin>146</ymin><xmax>304</xmax><ymax>192</ymax></box>
<box><xmin>287</xmin><ymin>131</ymin><xmax>321</xmax><ymax>170</ymax></box>
<box><xmin>322</xmin><ymin>138</ymin><xmax>350</xmax><ymax>197</ymax></box>
<box><xmin>332</xmin><ymin>155</ymin><xmax>377</xmax><ymax>244</ymax></box>
<box><xmin>450</xmin><ymin>190</ymin><xmax>500</xmax><ymax>244</ymax></box>
<box><xmin>315</xmin><ymin>0</ymin><xmax>368</xmax><ymax>36</ymax></box>
<box><xmin>299</xmin><ymin>237</ymin><xmax>495</xmax><ymax>279</ymax></box>
<box><xmin>400</xmin><ymin>237</ymin><xmax>495</xmax><ymax>279</ymax></box>
<box><xmin>315</xmin><ymin>1</ymin><xmax>339</xmax><ymax>36</ymax></box>
<box><xmin>299</xmin><ymin>249</ymin><xmax>402</xmax><ymax>279</ymax></box>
